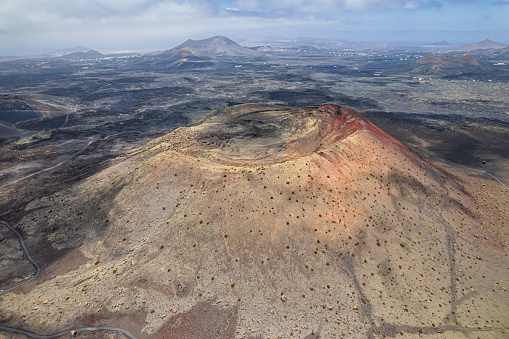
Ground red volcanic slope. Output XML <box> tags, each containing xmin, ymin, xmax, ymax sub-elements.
<box><xmin>1</xmin><ymin>104</ymin><xmax>507</xmax><ymax>338</ymax></box>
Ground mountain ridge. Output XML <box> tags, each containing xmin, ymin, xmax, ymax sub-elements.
<box><xmin>176</xmin><ymin>36</ymin><xmax>261</xmax><ymax>57</ymax></box>
<box><xmin>60</xmin><ymin>49</ymin><xmax>104</xmax><ymax>60</ymax></box>
<box><xmin>458</xmin><ymin>39</ymin><xmax>509</xmax><ymax>51</ymax></box>
<box><xmin>412</xmin><ymin>54</ymin><xmax>496</xmax><ymax>77</ymax></box>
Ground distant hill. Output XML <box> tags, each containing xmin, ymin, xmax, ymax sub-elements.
<box><xmin>46</xmin><ymin>46</ymin><xmax>89</xmax><ymax>56</ymax></box>
<box><xmin>429</xmin><ymin>40</ymin><xmax>452</xmax><ymax>46</ymax></box>
<box><xmin>125</xmin><ymin>36</ymin><xmax>267</xmax><ymax>69</ymax></box>
<box><xmin>176</xmin><ymin>36</ymin><xmax>261</xmax><ymax>57</ymax></box>
<box><xmin>474</xmin><ymin>46</ymin><xmax>509</xmax><ymax>60</ymax></box>
<box><xmin>237</xmin><ymin>35</ymin><xmax>395</xmax><ymax>50</ymax></box>
<box><xmin>60</xmin><ymin>49</ymin><xmax>104</xmax><ymax>60</ymax></box>
<box><xmin>157</xmin><ymin>46</ymin><xmax>204</xmax><ymax>60</ymax></box>
<box><xmin>412</xmin><ymin>54</ymin><xmax>495</xmax><ymax>77</ymax></box>
<box><xmin>156</xmin><ymin>47</ymin><xmax>215</xmax><ymax>69</ymax></box>
<box><xmin>126</xmin><ymin>47</ymin><xmax>216</xmax><ymax>70</ymax></box>
<box><xmin>416</xmin><ymin>54</ymin><xmax>481</xmax><ymax>66</ymax></box>
<box><xmin>458</xmin><ymin>39</ymin><xmax>509</xmax><ymax>51</ymax></box>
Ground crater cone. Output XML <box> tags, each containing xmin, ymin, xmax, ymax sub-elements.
<box><xmin>1</xmin><ymin>104</ymin><xmax>507</xmax><ymax>339</ymax></box>
<box><xmin>165</xmin><ymin>103</ymin><xmax>377</xmax><ymax>166</ymax></box>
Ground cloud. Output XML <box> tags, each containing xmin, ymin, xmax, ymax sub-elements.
<box><xmin>0</xmin><ymin>0</ymin><xmax>444</xmax><ymax>36</ymax></box>
<box><xmin>342</xmin><ymin>0</ymin><xmax>441</xmax><ymax>10</ymax></box>
<box><xmin>0</xmin><ymin>0</ymin><xmax>222</xmax><ymax>54</ymax></box>
<box><xmin>227</xmin><ymin>0</ymin><xmax>442</xmax><ymax>12</ymax></box>
<box><xmin>0</xmin><ymin>0</ymin><xmax>216</xmax><ymax>30</ymax></box>
<box><xmin>448</xmin><ymin>0</ymin><xmax>475</xmax><ymax>3</ymax></box>
<box><xmin>0</xmin><ymin>0</ymin><xmax>505</xmax><ymax>55</ymax></box>
<box><xmin>215</xmin><ymin>0</ymin><xmax>443</xmax><ymax>23</ymax></box>
<box><xmin>0</xmin><ymin>0</ymin><xmax>348</xmax><ymax>54</ymax></box>
<box><xmin>1</xmin><ymin>0</ymin><xmax>371</xmax><ymax>41</ymax></box>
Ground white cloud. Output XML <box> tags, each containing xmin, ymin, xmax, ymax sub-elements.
<box><xmin>0</xmin><ymin>0</ymin><xmax>505</xmax><ymax>55</ymax></box>
<box><xmin>0</xmin><ymin>0</ymin><xmax>442</xmax><ymax>36</ymax></box>
<box><xmin>0</xmin><ymin>0</ymin><xmax>215</xmax><ymax>29</ymax></box>
<box><xmin>228</xmin><ymin>0</ymin><xmax>440</xmax><ymax>12</ymax></box>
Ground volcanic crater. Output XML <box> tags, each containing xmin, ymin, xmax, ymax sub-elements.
<box><xmin>0</xmin><ymin>104</ymin><xmax>508</xmax><ymax>339</ymax></box>
<box><xmin>166</xmin><ymin>104</ymin><xmax>366</xmax><ymax>166</ymax></box>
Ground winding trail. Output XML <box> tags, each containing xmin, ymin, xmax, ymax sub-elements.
<box><xmin>60</xmin><ymin>113</ymin><xmax>70</xmax><ymax>128</ymax></box>
<box><xmin>0</xmin><ymin>220</ymin><xmax>139</xmax><ymax>338</ymax></box>
<box><xmin>0</xmin><ymin>139</ymin><xmax>96</xmax><ymax>190</ymax></box>
<box><xmin>0</xmin><ymin>325</ymin><xmax>138</xmax><ymax>339</ymax></box>
<box><xmin>439</xmin><ymin>159</ymin><xmax>509</xmax><ymax>190</ymax></box>
<box><xmin>481</xmin><ymin>172</ymin><xmax>509</xmax><ymax>190</ymax></box>
<box><xmin>0</xmin><ymin>131</ymin><xmax>145</xmax><ymax>190</ymax></box>
<box><xmin>411</xmin><ymin>146</ymin><xmax>509</xmax><ymax>191</ymax></box>
<box><xmin>1</xmin><ymin>127</ymin><xmax>505</xmax><ymax>338</ymax></box>
<box><xmin>0</xmin><ymin>131</ymin><xmax>146</xmax><ymax>338</ymax></box>
<box><xmin>0</xmin><ymin>221</ymin><xmax>41</xmax><ymax>296</ymax></box>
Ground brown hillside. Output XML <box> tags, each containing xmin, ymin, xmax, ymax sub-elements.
<box><xmin>127</xmin><ymin>47</ymin><xmax>215</xmax><ymax>70</ymax></box>
<box><xmin>158</xmin><ymin>47</ymin><xmax>204</xmax><ymax>59</ymax></box>
<box><xmin>416</xmin><ymin>54</ymin><xmax>480</xmax><ymax>66</ymax></box>
<box><xmin>413</xmin><ymin>54</ymin><xmax>496</xmax><ymax>77</ymax></box>
<box><xmin>458</xmin><ymin>39</ymin><xmax>509</xmax><ymax>51</ymax></box>
<box><xmin>1</xmin><ymin>104</ymin><xmax>507</xmax><ymax>338</ymax></box>
<box><xmin>176</xmin><ymin>36</ymin><xmax>261</xmax><ymax>57</ymax></box>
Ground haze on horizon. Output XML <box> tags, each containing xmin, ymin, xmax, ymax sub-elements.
<box><xmin>1</xmin><ymin>0</ymin><xmax>508</xmax><ymax>56</ymax></box>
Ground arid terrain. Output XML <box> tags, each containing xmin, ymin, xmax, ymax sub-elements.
<box><xmin>0</xmin><ymin>37</ymin><xmax>508</xmax><ymax>338</ymax></box>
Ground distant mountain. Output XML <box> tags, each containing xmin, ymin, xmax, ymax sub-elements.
<box><xmin>458</xmin><ymin>39</ymin><xmax>509</xmax><ymax>51</ymax></box>
<box><xmin>176</xmin><ymin>36</ymin><xmax>261</xmax><ymax>57</ymax></box>
<box><xmin>235</xmin><ymin>35</ymin><xmax>394</xmax><ymax>50</ymax></box>
<box><xmin>46</xmin><ymin>46</ymin><xmax>89</xmax><ymax>56</ymax></box>
<box><xmin>126</xmin><ymin>47</ymin><xmax>216</xmax><ymax>70</ymax></box>
<box><xmin>294</xmin><ymin>36</ymin><xmax>347</xmax><ymax>48</ymax></box>
<box><xmin>473</xmin><ymin>46</ymin><xmax>509</xmax><ymax>60</ymax></box>
<box><xmin>60</xmin><ymin>49</ymin><xmax>104</xmax><ymax>60</ymax></box>
<box><xmin>156</xmin><ymin>47</ymin><xmax>216</xmax><ymax>69</ymax></box>
<box><xmin>429</xmin><ymin>40</ymin><xmax>452</xmax><ymax>46</ymax></box>
<box><xmin>157</xmin><ymin>46</ymin><xmax>204</xmax><ymax>59</ymax></box>
<box><xmin>234</xmin><ymin>35</ymin><xmax>292</xmax><ymax>48</ymax></box>
<box><xmin>416</xmin><ymin>54</ymin><xmax>481</xmax><ymax>66</ymax></box>
<box><xmin>412</xmin><ymin>54</ymin><xmax>495</xmax><ymax>77</ymax></box>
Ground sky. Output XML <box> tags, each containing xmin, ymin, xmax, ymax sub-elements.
<box><xmin>0</xmin><ymin>0</ymin><xmax>508</xmax><ymax>55</ymax></box>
